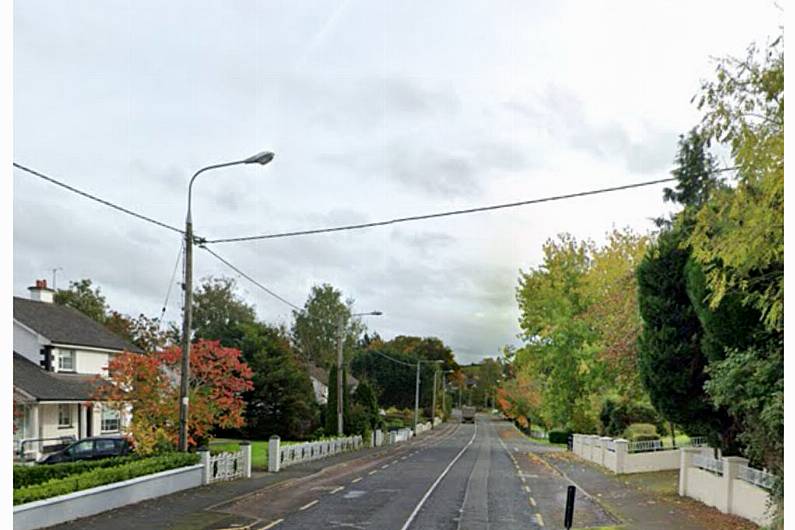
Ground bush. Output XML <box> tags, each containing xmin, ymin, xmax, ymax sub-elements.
<box><xmin>13</xmin><ymin>453</ymin><xmax>199</xmax><ymax>505</ymax></box>
<box><xmin>600</xmin><ymin>399</ymin><xmax>665</xmax><ymax>437</ymax></box>
<box><xmin>622</xmin><ymin>423</ymin><xmax>660</xmax><ymax>441</ymax></box>
<box><xmin>548</xmin><ymin>430</ymin><xmax>571</xmax><ymax>444</ymax></box>
<box><xmin>14</xmin><ymin>454</ymin><xmax>143</xmax><ymax>489</ymax></box>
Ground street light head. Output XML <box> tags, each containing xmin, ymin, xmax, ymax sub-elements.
<box><xmin>244</xmin><ymin>151</ymin><xmax>275</xmax><ymax>165</ymax></box>
<box><xmin>370</xmin><ymin>311</ymin><xmax>383</xmax><ymax>316</ymax></box>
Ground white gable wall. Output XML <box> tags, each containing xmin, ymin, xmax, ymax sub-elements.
<box><xmin>13</xmin><ymin>321</ymin><xmax>44</xmax><ymax>364</ymax></box>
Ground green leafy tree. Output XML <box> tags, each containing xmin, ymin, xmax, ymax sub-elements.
<box><xmin>192</xmin><ymin>276</ymin><xmax>257</xmax><ymax>346</ymax></box>
<box><xmin>324</xmin><ymin>365</ymin><xmax>350</xmax><ymax>436</ymax></box>
<box><xmin>54</xmin><ymin>279</ymin><xmax>108</xmax><ymax>323</ymax></box>
<box><xmin>291</xmin><ymin>284</ymin><xmax>365</xmax><ymax>368</ymax></box>
<box><xmin>352</xmin><ymin>380</ymin><xmax>381</xmax><ymax>430</ymax></box>
<box><xmin>238</xmin><ymin>322</ymin><xmax>318</xmax><ymax>440</ymax></box>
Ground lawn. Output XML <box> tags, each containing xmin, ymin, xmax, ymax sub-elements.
<box><xmin>209</xmin><ymin>438</ymin><xmax>308</xmax><ymax>471</ymax></box>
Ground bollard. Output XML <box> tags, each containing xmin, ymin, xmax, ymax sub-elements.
<box><xmin>564</xmin><ymin>485</ymin><xmax>576</xmax><ymax>529</ymax></box>
<box><xmin>240</xmin><ymin>441</ymin><xmax>252</xmax><ymax>478</ymax></box>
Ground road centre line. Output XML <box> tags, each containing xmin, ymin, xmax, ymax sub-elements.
<box><xmin>351</xmin><ymin>477</ymin><xmax>362</xmax><ymax>483</ymax></box>
<box><xmin>260</xmin><ymin>519</ymin><xmax>283</xmax><ymax>529</ymax></box>
<box><xmin>529</xmin><ymin>497</ymin><xmax>536</xmax><ymax>507</ymax></box>
<box><xmin>400</xmin><ymin>423</ymin><xmax>478</xmax><ymax>530</ymax></box>
<box><xmin>369</xmin><ymin>470</ymin><xmax>378</xmax><ymax>475</ymax></box>
<box><xmin>330</xmin><ymin>486</ymin><xmax>344</xmax><ymax>494</ymax></box>
<box><xmin>382</xmin><ymin>464</ymin><xmax>390</xmax><ymax>469</ymax></box>
<box><xmin>299</xmin><ymin>500</ymin><xmax>319</xmax><ymax>511</ymax></box>
<box><xmin>535</xmin><ymin>513</ymin><xmax>545</xmax><ymax>526</ymax></box>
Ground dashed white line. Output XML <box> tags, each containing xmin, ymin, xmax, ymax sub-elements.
<box><xmin>351</xmin><ymin>477</ymin><xmax>362</xmax><ymax>483</ymax></box>
<box><xmin>369</xmin><ymin>470</ymin><xmax>378</xmax><ymax>475</ymax></box>
<box><xmin>381</xmin><ymin>464</ymin><xmax>390</xmax><ymax>469</ymax></box>
<box><xmin>299</xmin><ymin>500</ymin><xmax>319</xmax><ymax>511</ymax></box>
<box><xmin>330</xmin><ymin>486</ymin><xmax>344</xmax><ymax>494</ymax></box>
<box><xmin>401</xmin><ymin>456</ymin><xmax>407</xmax><ymax>460</ymax></box>
<box><xmin>523</xmin><ymin>485</ymin><xmax>530</xmax><ymax>493</ymax></box>
<box><xmin>392</xmin><ymin>460</ymin><xmax>399</xmax><ymax>465</ymax></box>
<box><xmin>260</xmin><ymin>519</ymin><xmax>283</xmax><ymax>530</ymax></box>
<box><xmin>529</xmin><ymin>496</ymin><xmax>537</xmax><ymax>507</ymax></box>
<box><xmin>535</xmin><ymin>513</ymin><xmax>544</xmax><ymax>526</ymax></box>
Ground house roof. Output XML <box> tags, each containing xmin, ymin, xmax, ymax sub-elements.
<box><xmin>307</xmin><ymin>363</ymin><xmax>359</xmax><ymax>388</ymax></box>
<box><xmin>14</xmin><ymin>297</ymin><xmax>142</xmax><ymax>353</ymax></box>
<box><xmin>13</xmin><ymin>353</ymin><xmax>101</xmax><ymax>402</ymax></box>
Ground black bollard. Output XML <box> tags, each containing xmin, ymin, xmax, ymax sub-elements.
<box><xmin>564</xmin><ymin>485</ymin><xmax>576</xmax><ymax>529</ymax></box>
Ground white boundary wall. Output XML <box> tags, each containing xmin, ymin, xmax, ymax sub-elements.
<box><xmin>571</xmin><ymin>434</ymin><xmax>711</xmax><ymax>474</ymax></box>
<box><xmin>13</xmin><ymin>464</ymin><xmax>203</xmax><ymax>530</ymax></box>
<box><xmin>679</xmin><ymin>449</ymin><xmax>774</xmax><ymax>527</ymax></box>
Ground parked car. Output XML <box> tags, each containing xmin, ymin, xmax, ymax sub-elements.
<box><xmin>38</xmin><ymin>436</ymin><xmax>132</xmax><ymax>464</ymax></box>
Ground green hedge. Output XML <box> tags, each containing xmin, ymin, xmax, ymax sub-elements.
<box><xmin>14</xmin><ymin>453</ymin><xmax>199</xmax><ymax>505</ymax></box>
<box><xmin>14</xmin><ymin>454</ymin><xmax>144</xmax><ymax>489</ymax></box>
<box><xmin>548</xmin><ymin>430</ymin><xmax>571</xmax><ymax>444</ymax></box>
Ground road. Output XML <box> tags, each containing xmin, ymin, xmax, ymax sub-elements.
<box><xmin>212</xmin><ymin>415</ymin><xmax>616</xmax><ymax>530</ymax></box>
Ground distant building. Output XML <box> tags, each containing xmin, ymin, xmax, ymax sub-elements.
<box><xmin>306</xmin><ymin>363</ymin><xmax>359</xmax><ymax>405</ymax></box>
<box><xmin>13</xmin><ymin>279</ymin><xmax>142</xmax><ymax>460</ymax></box>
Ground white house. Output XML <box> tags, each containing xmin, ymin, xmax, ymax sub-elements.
<box><xmin>307</xmin><ymin>363</ymin><xmax>359</xmax><ymax>405</ymax></box>
<box><xmin>13</xmin><ymin>279</ymin><xmax>141</xmax><ymax>461</ymax></box>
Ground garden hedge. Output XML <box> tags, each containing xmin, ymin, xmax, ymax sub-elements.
<box><xmin>13</xmin><ymin>453</ymin><xmax>199</xmax><ymax>505</ymax></box>
<box><xmin>14</xmin><ymin>454</ymin><xmax>143</xmax><ymax>489</ymax></box>
<box><xmin>548</xmin><ymin>430</ymin><xmax>571</xmax><ymax>444</ymax></box>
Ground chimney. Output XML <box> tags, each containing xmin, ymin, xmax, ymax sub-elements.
<box><xmin>28</xmin><ymin>279</ymin><xmax>55</xmax><ymax>303</ymax></box>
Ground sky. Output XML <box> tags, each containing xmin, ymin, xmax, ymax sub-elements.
<box><xmin>13</xmin><ymin>1</ymin><xmax>783</xmax><ymax>364</ymax></box>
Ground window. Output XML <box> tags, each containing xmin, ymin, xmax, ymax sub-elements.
<box><xmin>58</xmin><ymin>404</ymin><xmax>73</xmax><ymax>428</ymax></box>
<box><xmin>58</xmin><ymin>350</ymin><xmax>75</xmax><ymax>372</ymax></box>
<box><xmin>68</xmin><ymin>440</ymin><xmax>93</xmax><ymax>458</ymax></box>
<box><xmin>101</xmin><ymin>407</ymin><xmax>120</xmax><ymax>432</ymax></box>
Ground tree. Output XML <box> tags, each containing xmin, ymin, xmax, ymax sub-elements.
<box><xmin>54</xmin><ymin>279</ymin><xmax>108</xmax><ymax>323</ymax></box>
<box><xmin>352</xmin><ymin>380</ymin><xmax>381</xmax><ymax>430</ymax></box>
<box><xmin>192</xmin><ymin>276</ymin><xmax>257</xmax><ymax>346</ymax></box>
<box><xmin>635</xmin><ymin>228</ymin><xmax>736</xmax><ymax>451</ymax></box>
<box><xmin>291</xmin><ymin>284</ymin><xmax>365</xmax><ymax>368</ymax></box>
<box><xmin>324</xmin><ymin>364</ymin><xmax>350</xmax><ymax>436</ymax></box>
<box><xmin>238</xmin><ymin>322</ymin><xmax>318</xmax><ymax>440</ymax></box>
<box><xmin>105</xmin><ymin>312</ymin><xmax>176</xmax><ymax>352</ymax></box>
<box><xmin>94</xmin><ymin>339</ymin><xmax>253</xmax><ymax>453</ymax></box>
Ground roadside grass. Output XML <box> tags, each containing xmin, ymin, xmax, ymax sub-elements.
<box><xmin>208</xmin><ymin>438</ymin><xmax>333</xmax><ymax>471</ymax></box>
<box><xmin>526</xmin><ymin>434</ymin><xmax>567</xmax><ymax>447</ymax></box>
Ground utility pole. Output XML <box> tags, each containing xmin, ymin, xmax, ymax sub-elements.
<box><xmin>336</xmin><ymin>315</ymin><xmax>345</xmax><ymax>436</ymax></box>
<box><xmin>414</xmin><ymin>361</ymin><xmax>421</xmax><ymax>430</ymax></box>
<box><xmin>50</xmin><ymin>267</ymin><xmax>62</xmax><ymax>290</ymax></box>
<box><xmin>178</xmin><ymin>151</ymin><xmax>274</xmax><ymax>452</ymax></box>
<box><xmin>431</xmin><ymin>367</ymin><xmax>438</xmax><ymax>428</ymax></box>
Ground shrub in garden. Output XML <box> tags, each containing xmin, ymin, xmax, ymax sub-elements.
<box><xmin>622</xmin><ymin>422</ymin><xmax>660</xmax><ymax>441</ymax></box>
<box><xmin>14</xmin><ymin>454</ymin><xmax>142</xmax><ymax>489</ymax></box>
<box><xmin>548</xmin><ymin>430</ymin><xmax>572</xmax><ymax>444</ymax></box>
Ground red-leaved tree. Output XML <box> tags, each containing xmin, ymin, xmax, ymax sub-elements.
<box><xmin>94</xmin><ymin>339</ymin><xmax>253</xmax><ymax>453</ymax></box>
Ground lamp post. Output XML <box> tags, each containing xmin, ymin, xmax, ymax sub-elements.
<box><xmin>179</xmin><ymin>151</ymin><xmax>274</xmax><ymax>452</ymax></box>
<box><xmin>441</xmin><ymin>369</ymin><xmax>454</xmax><ymax>420</ymax></box>
<box><xmin>336</xmin><ymin>311</ymin><xmax>382</xmax><ymax>436</ymax></box>
<box><xmin>413</xmin><ymin>360</ymin><xmax>443</xmax><ymax>431</ymax></box>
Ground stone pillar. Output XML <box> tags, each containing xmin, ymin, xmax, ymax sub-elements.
<box><xmin>240</xmin><ymin>441</ymin><xmax>252</xmax><ymax>478</ymax></box>
<box><xmin>198</xmin><ymin>447</ymin><xmax>211</xmax><ymax>485</ymax></box>
<box><xmin>599</xmin><ymin>437</ymin><xmax>612</xmax><ymax>468</ymax></box>
<box><xmin>268</xmin><ymin>435</ymin><xmax>281</xmax><ymax>473</ymax></box>
<box><xmin>721</xmin><ymin>456</ymin><xmax>748</xmax><ymax>514</ymax></box>
<box><xmin>614</xmin><ymin>439</ymin><xmax>629</xmax><ymax>475</ymax></box>
<box><xmin>679</xmin><ymin>447</ymin><xmax>701</xmax><ymax>496</ymax></box>
<box><xmin>79</xmin><ymin>405</ymin><xmax>88</xmax><ymax>439</ymax></box>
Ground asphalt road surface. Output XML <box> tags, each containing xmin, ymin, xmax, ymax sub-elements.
<box><xmin>213</xmin><ymin>415</ymin><xmax>616</xmax><ymax>530</ymax></box>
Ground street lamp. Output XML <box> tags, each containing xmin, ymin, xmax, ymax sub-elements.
<box><xmin>441</xmin><ymin>369</ymin><xmax>454</xmax><ymax>421</ymax></box>
<box><xmin>179</xmin><ymin>150</ymin><xmax>275</xmax><ymax>452</ymax></box>
<box><xmin>336</xmin><ymin>311</ymin><xmax>382</xmax><ymax>436</ymax></box>
<box><xmin>414</xmin><ymin>359</ymin><xmax>443</xmax><ymax>431</ymax></box>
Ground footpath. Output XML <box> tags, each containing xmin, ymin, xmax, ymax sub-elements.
<box><xmin>48</xmin><ymin>425</ymin><xmax>454</xmax><ymax>530</ymax></box>
<box><xmin>532</xmin><ymin>445</ymin><xmax>758</xmax><ymax>530</ymax></box>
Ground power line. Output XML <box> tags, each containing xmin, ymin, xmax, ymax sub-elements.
<box><xmin>198</xmin><ymin>244</ymin><xmax>303</xmax><ymax>311</ymax></box>
<box><xmin>206</xmin><ymin>177</ymin><xmax>680</xmax><ymax>244</ymax></box>
<box><xmin>158</xmin><ymin>239</ymin><xmax>184</xmax><ymax>328</ymax></box>
<box><xmin>370</xmin><ymin>349</ymin><xmax>417</xmax><ymax>368</ymax></box>
<box><xmin>13</xmin><ymin>162</ymin><xmax>185</xmax><ymax>235</ymax></box>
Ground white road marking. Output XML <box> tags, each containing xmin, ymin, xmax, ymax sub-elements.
<box><xmin>401</xmin><ymin>456</ymin><xmax>407</xmax><ymax>460</ymax></box>
<box><xmin>523</xmin><ymin>485</ymin><xmax>530</xmax><ymax>493</ymax></box>
<box><xmin>392</xmin><ymin>460</ymin><xmax>399</xmax><ymax>465</ymax></box>
<box><xmin>299</xmin><ymin>500</ymin><xmax>319</xmax><ymax>511</ymax></box>
<box><xmin>535</xmin><ymin>513</ymin><xmax>544</xmax><ymax>526</ymax></box>
<box><xmin>529</xmin><ymin>496</ymin><xmax>537</xmax><ymax>507</ymax></box>
<box><xmin>351</xmin><ymin>477</ymin><xmax>362</xmax><ymax>483</ymax></box>
<box><xmin>368</xmin><ymin>470</ymin><xmax>378</xmax><ymax>475</ymax></box>
<box><xmin>381</xmin><ymin>464</ymin><xmax>390</xmax><ymax>469</ymax></box>
<box><xmin>400</xmin><ymin>424</ymin><xmax>478</xmax><ymax>530</ymax></box>
<box><xmin>260</xmin><ymin>519</ymin><xmax>283</xmax><ymax>530</ymax></box>
<box><xmin>330</xmin><ymin>486</ymin><xmax>344</xmax><ymax>494</ymax></box>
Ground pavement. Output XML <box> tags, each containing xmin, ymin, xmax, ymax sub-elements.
<box><xmin>47</xmin><ymin>416</ymin><xmax>757</xmax><ymax>530</ymax></box>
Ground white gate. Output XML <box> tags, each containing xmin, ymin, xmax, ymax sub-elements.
<box><xmin>208</xmin><ymin>451</ymin><xmax>243</xmax><ymax>482</ymax></box>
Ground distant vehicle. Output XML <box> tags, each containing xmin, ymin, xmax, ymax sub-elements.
<box><xmin>39</xmin><ymin>436</ymin><xmax>132</xmax><ymax>465</ymax></box>
<box><xmin>462</xmin><ymin>406</ymin><xmax>476</xmax><ymax>423</ymax></box>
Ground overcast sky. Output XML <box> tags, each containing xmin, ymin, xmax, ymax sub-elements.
<box><xmin>13</xmin><ymin>1</ymin><xmax>782</xmax><ymax>364</ymax></box>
